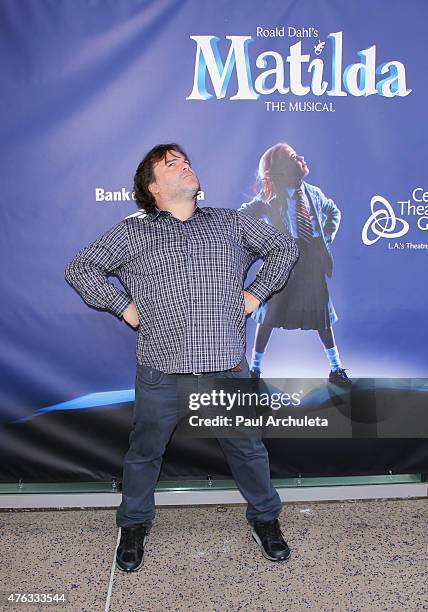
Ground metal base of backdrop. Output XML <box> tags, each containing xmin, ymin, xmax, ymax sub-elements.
<box><xmin>0</xmin><ymin>474</ymin><xmax>426</xmax><ymax>509</ymax></box>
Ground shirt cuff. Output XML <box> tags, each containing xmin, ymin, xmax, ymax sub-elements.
<box><xmin>109</xmin><ymin>292</ymin><xmax>133</xmax><ymax>318</ymax></box>
<box><xmin>244</xmin><ymin>279</ymin><xmax>272</xmax><ymax>304</ymax></box>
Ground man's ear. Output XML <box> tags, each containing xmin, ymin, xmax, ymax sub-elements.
<box><xmin>148</xmin><ymin>181</ymin><xmax>159</xmax><ymax>197</ymax></box>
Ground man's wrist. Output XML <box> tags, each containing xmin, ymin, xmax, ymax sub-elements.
<box><xmin>244</xmin><ymin>280</ymin><xmax>271</xmax><ymax>304</ymax></box>
<box><xmin>110</xmin><ymin>294</ymin><xmax>133</xmax><ymax>319</ymax></box>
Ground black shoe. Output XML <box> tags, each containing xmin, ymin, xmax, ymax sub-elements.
<box><xmin>329</xmin><ymin>368</ymin><xmax>352</xmax><ymax>387</ymax></box>
<box><xmin>250</xmin><ymin>367</ymin><xmax>261</xmax><ymax>379</ymax></box>
<box><xmin>251</xmin><ymin>519</ymin><xmax>291</xmax><ymax>561</ymax></box>
<box><xmin>116</xmin><ymin>524</ymin><xmax>148</xmax><ymax>572</ymax></box>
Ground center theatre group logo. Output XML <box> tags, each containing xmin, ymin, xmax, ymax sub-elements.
<box><xmin>362</xmin><ymin>195</ymin><xmax>409</xmax><ymax>245</ymax></box>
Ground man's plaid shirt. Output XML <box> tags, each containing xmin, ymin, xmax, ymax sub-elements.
<box><xmin>65</xmin><ymin>205</ymin><xmax>299</xmax><ymax>373</ymax></box>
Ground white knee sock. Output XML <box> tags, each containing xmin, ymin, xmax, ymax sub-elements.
<box><xmin>325</xmin><ymin>346</ymin><xmax>341</xmax><ymax>371</ymax></box>
<box><xmin>251</xmin><ymin>350</ymin><xmax>265</xmax><ymax>371</ymax></box>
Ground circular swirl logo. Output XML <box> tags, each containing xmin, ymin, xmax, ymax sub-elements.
<box><xmin>362</xmin><ymin>195</ymin><xmax>409</xmax><ymax>245</ymax></box>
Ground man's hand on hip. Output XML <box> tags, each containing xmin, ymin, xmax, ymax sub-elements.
<box><xmin>242</xmin><ymin>290</ymin><xmax>261</xmax><ymax>315</ymax></box>
<box><xmin>122</xmin><ymin>302</ymin><xmax>140</xmax><ymax>328</ymax></box>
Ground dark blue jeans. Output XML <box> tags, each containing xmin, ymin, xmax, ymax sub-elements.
<box><xmin>116</xmin><ymin>357</ymin><xmax>282</xmax><ymax>528</ymax></box>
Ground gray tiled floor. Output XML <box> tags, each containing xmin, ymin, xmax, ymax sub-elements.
<box><xmin>1</xmin><ymin>499</ymin><xmax>427</xmax><ymax>612</ymax></box>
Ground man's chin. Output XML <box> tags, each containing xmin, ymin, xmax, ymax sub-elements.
<box><xmin>187</xmin><ymin>184</ymin><xmax>201</xmax><ymax>200</ymax></box>
<box><xmin>186</xmin><ymin>176</ymin><xmax>200</xmax><ymax>190</ymax></box>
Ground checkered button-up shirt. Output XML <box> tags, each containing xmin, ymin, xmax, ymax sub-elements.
<box><xmin>65</xmin><ymin>205</ymin><xmax>298</xmax><ymax>373</ymax></box>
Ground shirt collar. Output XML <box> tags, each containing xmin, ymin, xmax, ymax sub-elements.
<box><xmin>266</xmin><ymin>184</ymin><xmax>305</xmax><ymax>206</ymax></box>
<box><xmin>148</xmin><ymin>204</ymin><xmax>211</xmax><ymax>222</ymax></box>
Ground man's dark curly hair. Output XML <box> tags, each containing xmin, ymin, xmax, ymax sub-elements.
<box><xmin>133</xmin><ymin>143</ymin><xmax>190</xmax><ymax>213</ymax></box>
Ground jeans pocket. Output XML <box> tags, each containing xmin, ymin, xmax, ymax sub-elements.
<box><xmin>136</xmin><ymin>364</ymin><xmax>165</xmax><ymax>386</ymax></box>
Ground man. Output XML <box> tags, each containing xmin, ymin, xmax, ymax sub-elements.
<box><xmin>65</xmin><ymin>143</ymin><xmax>299</xmax><ymax>572</ymax></box>
<box><xmin>239</xmin><ymin>142</ymin><xmax>351</xmax><ymax>386</ymax></box>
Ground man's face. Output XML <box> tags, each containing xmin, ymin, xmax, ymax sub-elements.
<box><xmin>271</xmin><ymin>145</ymin><xmax>309</xmax><ymax>186</ymax></box>
<box><xmin>149</xmin><ymin>150</ymin><xmax>200</xmax><ymax>204</ymax></box>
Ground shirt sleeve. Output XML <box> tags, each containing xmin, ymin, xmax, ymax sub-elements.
<box><xmin>64</xmin><ymin>220</ymin><xmax>133</xmax><ymax>318</ymax></box>
<box><xmin>238</xmin><ymin>197</ymin><xmax>266</xmax><ymax>219</ymax></box>
<box><xmin>236</xmin><ymin>210</ymin><xmax>299</xmax><ymax>303</ymax></box>
<box><xmin>321</xmin><ymin>195</ymin><xmax>341</xmax><ymax>244</ymax></box>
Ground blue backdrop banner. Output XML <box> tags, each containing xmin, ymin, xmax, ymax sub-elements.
<box><xmin>0</xmin><ymin>0</ymin><xmax>427</xmax><ymax>481</ymax></box>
